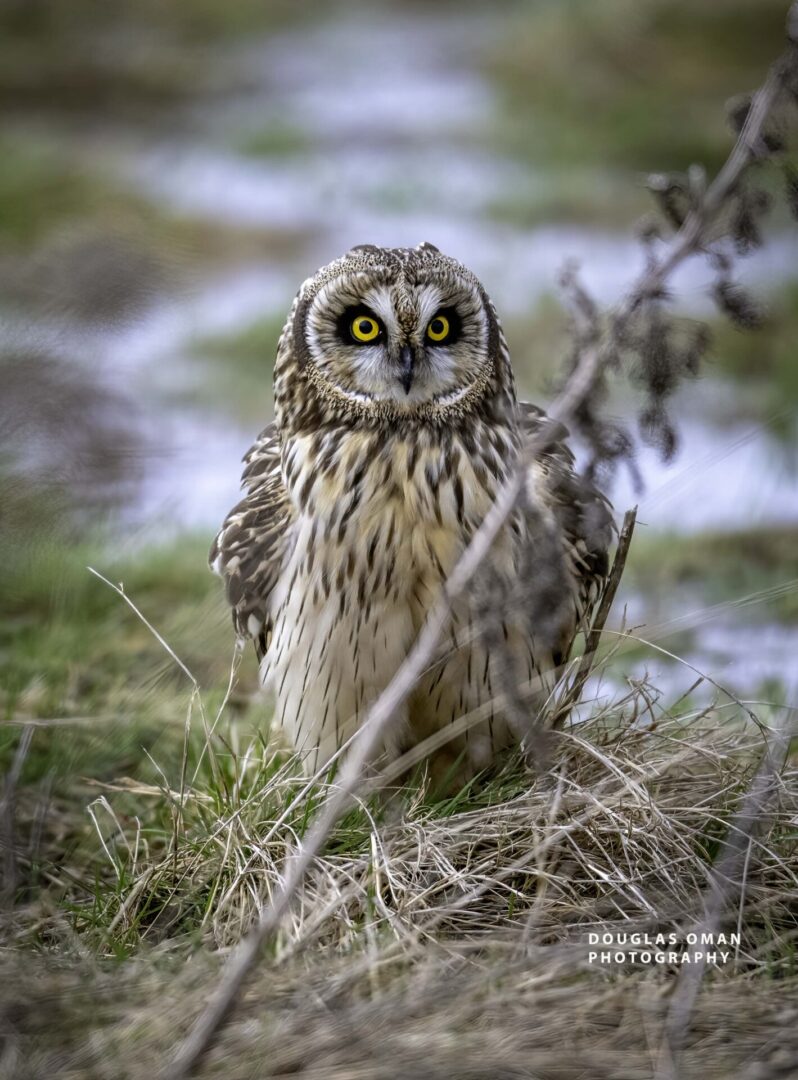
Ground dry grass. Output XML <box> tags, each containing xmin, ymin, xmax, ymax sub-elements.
<box><xmin>2</xmin><ymin>524</ymin><xmax>795</xmax><ymax>1079</ymax></box>
<box><xmin>4</xmin><ymin>941</ymin><xmax>798</xmax><ymax>1080</ymax></box>
<box><xmin>86</xmin><ymin>705</ymin><xmax>796</xmax><ymax>955</ymax></box>
<box><xmin>3</xmin><ymin>656</ymin><xmax>797</xmax><ymax>1077</ymax></box>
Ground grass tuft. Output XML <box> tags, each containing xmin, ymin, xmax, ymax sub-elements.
<box><xmin>3</xmin><ymin>621</ymin><xmax>797</xmax><ymax>1077</ymax></box>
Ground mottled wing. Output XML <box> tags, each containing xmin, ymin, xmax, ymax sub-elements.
<box><xmin>209</xmin><ymin>422</ymin><xmax>293</xmax><ymax>658</ymax></box>
<box><xmin>520</xmin><ymin>401</ymin><xmax>615</xmax><ymax>626</ymax></box>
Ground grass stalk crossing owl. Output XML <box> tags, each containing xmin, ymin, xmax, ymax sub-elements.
<box><xmin>211</xmin><ymin>243</ymin><xmax>613</xmax><ymax>783</ymax></box>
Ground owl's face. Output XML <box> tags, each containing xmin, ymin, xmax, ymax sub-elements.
<box><xmin>287</xmin><ymin>243</ymin><xmax>512</xmax><ymax>423</ymax></box>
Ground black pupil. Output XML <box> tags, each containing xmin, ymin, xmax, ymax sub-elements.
<box><xmin>357</xmin><ymin>319</ymin><xmax>374</xmax><ymax>336</ymax></box>
<box><xmin>431</xmin><ymin>319</ymin><xmax>445</xmax><ymax>335</ymax></box>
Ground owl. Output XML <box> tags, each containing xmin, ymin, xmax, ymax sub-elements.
<box><xmin>211</xmin><ymin>243</ymin><xmax>613</xmax><ymax>784</ymax></box>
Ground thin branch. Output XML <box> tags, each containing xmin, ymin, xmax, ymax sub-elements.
<box><xmin>164</xmin><ymin>19</ymin><xmax>797</xmax><ymax>1079</ymax></box>
<box><xmin>579</xmin><ymin>508</ymin><xmax>637</xmax><ymax>686</ymax></box>
<box><xmin>553</xmin><ymin>506</ymin><xmax>638</xmax><ymax>728</ymax></box>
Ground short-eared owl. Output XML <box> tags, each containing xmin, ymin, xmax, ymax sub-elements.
<box><xmin>211</xmin><ymin>243</ymin><xmax>613</xmax><ymax>781</ymax></box>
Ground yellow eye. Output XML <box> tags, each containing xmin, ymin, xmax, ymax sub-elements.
<box><xmin>350</xmin><ymin>315</ymin><xmax>380</xmax><ymax>343</ymax></box>
<box><xmin>426</xmin><ymin>314</ymin><xmax>450</xmax><ymax>342</ymax></box>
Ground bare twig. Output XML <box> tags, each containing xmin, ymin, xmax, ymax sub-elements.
<box><xmin>165</xmin><ymin>17</ymin><xmax>798</xmax><ymax>1078</ymax></box>
<box><xmin>553</xmin><ymin>506</ymin><xmax>638</xmax><ymax>728</ymax></box>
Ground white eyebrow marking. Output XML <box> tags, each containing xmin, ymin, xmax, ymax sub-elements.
<box><xmin>361</xmin><ymin>285</ymin><xmax>400</xmax><ymax>337</ymax></box>
<box><xmin>415</xmin><ymin>284</ymin><xmax>445</xmax><ymax>330</ymax></box>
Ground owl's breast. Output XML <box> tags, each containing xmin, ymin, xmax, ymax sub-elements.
<box><xmin>265</xmin><ymin>421</ymin><xmax>530</xmax><ymax>772</ymax></box>
<box><xmin>282</xmin><ymin>424</ymin><xmax>517</xmax><ymax>595</ymax></box>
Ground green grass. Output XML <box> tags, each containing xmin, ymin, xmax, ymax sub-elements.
<box><xmin>486</xmin><ymin>168</ymin><xmax>653</xmax><ymax>230</ymax></box>
<box><xmin>488</xmin><ymin>0</ymin><xmax>794</xmax><ymax>176</ymax></box>
<box><xmin>2</xmin><ymin>515</ymin><xmax>797</xmax><ymax>1075</ymax></box>
<box><xmin>502</xmin><ymin>293</ymin><xmax>572</xmax><ymax>397</ymax></box>
<box><xmin>0</xmin><ymin>529</ymin><xmax>264</xmax><ymax>943</ymax></box>
<box><xmin>0</xmin><ymin>532</ymin><xmax>247</xmax><ymax>707</ymax></box>
<box><xmin>0</xmin><ymin>0</ymin><xmax>328</xmax><ymax>116</ymax></box>
<box><xmin>0</xmin><ymin>128</ymin><xmax>310</xmax><ymax>278</ymax></box>
<box><xmin>237</xmin><ymin>123</ymin><xmax>311</xmax><ymax>159</ymax></box>
<box><xmin>626</xmin><ymin>525</ymin><xmax>798</xmax><ymax>622</ymax></box>
<box><xmin>0</xmin><ymin>136</ymin><xmax>145</xmax><ymax>249</ymax></box>
<box><xmin>3</xmin><ymin>680</ymin><xmax>796</xmax><ymax>1076</ymax></box>
<box><xmin>191</xmin><ymin>313</ymin><xmax>286</xmax><ymax>420</ymax></box>
<box><xmin>710</xmin><ymin>280</ymin><xmax>798</xmax><ymax>427</ymax></box>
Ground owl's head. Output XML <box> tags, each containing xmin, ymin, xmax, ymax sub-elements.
<box><xmin>276</xmin><ymin>243</ymin><xmax>516</xmax><ymax>432</ymax></box>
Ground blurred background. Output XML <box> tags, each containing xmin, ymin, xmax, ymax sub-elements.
<box><xmin>2</xmin><ymin>0</ymin><xmax>797</xmax><ymax>757</ymax></box>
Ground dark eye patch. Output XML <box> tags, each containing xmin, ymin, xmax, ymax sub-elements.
<box><xmin>337</xmin><ymin>305</ymin><xmax>385</xmax><ymax>344</ymax></box>
<box><xmin>426</xmin><ymin>307</ymin><xmax>461</xmax><ymax>345</ymax></box>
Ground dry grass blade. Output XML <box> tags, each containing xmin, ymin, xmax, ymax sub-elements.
<box><xmin>1</xmin><ymin>725</ymin><xmax>34</xmax><ymax>911</ymax></box>
<box><xmin>6</xmin><ymin>695</ymin><xmax>798</xmax><ymax>1079</ymax></box>
<box><xmin>656</xmin><ymin>717</ymin><xmax>794</xmax><ymax>1079</ymax></box>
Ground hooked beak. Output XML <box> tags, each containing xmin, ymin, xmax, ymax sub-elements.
<box><xmin>398</xmin><ymin>344</ymin><xmax>415</xmax><ymax>394</ymax></box>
